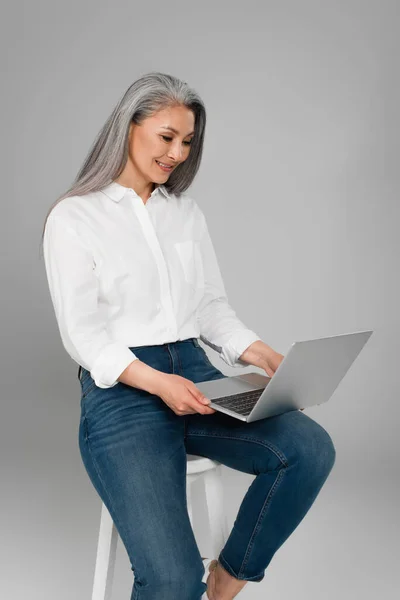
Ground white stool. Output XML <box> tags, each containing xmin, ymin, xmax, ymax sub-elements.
<box><xmin>91</xmin><ymin>454</ymin><xmax>229</xmax><ymax>600</ymax></box>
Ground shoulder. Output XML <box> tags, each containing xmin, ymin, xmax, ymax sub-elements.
<box><xmin>47</xmin><ymin>196</ymin><xmax>81</xmax><ymax>222</ymax></box>
<box><xmin>45</xmin><ymin>189</ymin><xmax>105</xmax><ymax>231</ymax></box>
<box><xmin>175</xmin><ymin>191</ymin><xmax>206</xmax><ymax>223</ymax></box>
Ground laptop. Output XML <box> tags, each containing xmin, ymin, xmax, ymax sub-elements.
<box><xmin>195</xmin><ymin>330</ymin><xmax>373</xmax><ymax>422</ymax></box>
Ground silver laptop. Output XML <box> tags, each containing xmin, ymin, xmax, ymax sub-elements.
<box><xmin>196</xmin><ymin>330</ymin><xmax>373</xmax><ymax>422</ymax></box>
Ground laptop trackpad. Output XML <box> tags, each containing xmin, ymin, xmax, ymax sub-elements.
<box><xmin>196</xmin><ymin>373</ymin><xmax>269</xmax><ymax>400</ymax></box>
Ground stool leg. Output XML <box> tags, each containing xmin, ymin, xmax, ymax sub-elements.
<box><xmin>186</xmin><ymin>473</ymin><xmax>202</xmax><ymax>525</ymax></box>
<box><xmin>187</xmin><ymin>472</ymin><xmax>209</xmax><ymax>559</ymax></box>
<box><xmin>203</xmin><ymin>465</ymin><xmax>229</xmax><ymax>558</ymax></box>
<box><xmin>186</xmin><ymin>474</ymin><xmax>194</xmax><ymax>526</ymax></box>
<box><xmin>92</xmin><ymin>502</ymin><xmax>118</xmax><ymax>600</ymax></box>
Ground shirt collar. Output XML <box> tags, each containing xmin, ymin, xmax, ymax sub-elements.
<box><xmin>101</xmin><ymin>181</ymin><xmax>171</xmax><ymax>203</ymax></box>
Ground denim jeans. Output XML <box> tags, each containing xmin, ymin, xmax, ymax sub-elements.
<box><xmin>78</xmin><ymin>338</ymin><xmax>336</xmax><ymax>600</ymax></box>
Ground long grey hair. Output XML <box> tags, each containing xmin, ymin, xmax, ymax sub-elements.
<box><xmin>39</xmin><ymin>71</ymin><xmax>206</xmax><ymax>253</ymax></box>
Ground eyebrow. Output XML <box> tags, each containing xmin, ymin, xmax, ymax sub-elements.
<box><xmin>160</xmin><ymin>126</ymin><xmax>195</xmax><ymax>137</ymax></box>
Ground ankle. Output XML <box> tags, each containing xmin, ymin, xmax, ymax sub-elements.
<box><xmin>212</xmin><ymin>560</ymin><xmax>248</xmax><ymax>599</ymax></box>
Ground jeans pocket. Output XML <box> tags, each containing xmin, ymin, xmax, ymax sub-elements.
<box><xmin>192</xmin><ymin>338</ymin><xmax>218</xmax><ymax>370</ymax></box>
<box><xmin>79</xmin><ymin>367</ymin><xmax>97</xmax><ymax>399</ymax></box>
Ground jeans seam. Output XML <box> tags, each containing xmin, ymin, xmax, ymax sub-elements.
<box><xmin>166</xmin><ymin>344</ymin><xmax>174</xmax><ymax>374</ymax></box>
<box><xmin>217</xmin><ymin>467</ymin><xmax>286</xmax><ymax>582</ymax></box>
<box><xmin>79</xmin><ymin>367</ymin><xmax>97</xmax><ymax>398</ymax></box>
<box><xmin>82</xmin><ymin>409</ymin><xmax>89</xmax><ymax>442</ymax></box>
<box><xmin>238</xmin><ymin>467</ymin><xmax>286</xmax><ymax>579</ymax></box>
<box><xmin>82</xmin><ymin>414</ymin><xmax>144</xmax><ymax>588</ymax></box>
<box><xmin>194</xmin><ymin>339</ymin><xmax>215</xmax><ymax>368</ymax></box>
<box><xmin>187</xmin><ymin>434</ymin><xmax>288</xmax><ymax>580</ymax></box>
<box><xmin>185</xmin><ymin>433</ymin><xmax>289</xmax><ymax>468</ymax></box>
<box><xmin>83</xmin><ymin>412</ymin><xmax>149</xmax><ymax>598</ymax></box>
<box><xmin>218</xmin><ymin>552</ymin><xmax>265</xmax><ymax>582</ymax></box>
<box><xmin>176</xmin><ymin>343</ymin><xmax>184</xmax><ymax>375</ymax></box>
<box><xmin>82</xmin><ymin>380</ymin><xmax>97</xmax><ymax>399</ymax></box>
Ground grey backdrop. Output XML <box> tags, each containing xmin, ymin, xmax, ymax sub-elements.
<box><xmin>2</xmin><ymin>1</ymin><xmax>398</xmax><ymax>598</ymax></box>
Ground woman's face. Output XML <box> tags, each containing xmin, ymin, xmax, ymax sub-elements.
<box><xmin>127</xmin><ymin>104</ymin><xmax>195</xmax><ymax>184</ymax></box>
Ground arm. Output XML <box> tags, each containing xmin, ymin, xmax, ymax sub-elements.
<box><xmin>194</xmin><ymin>205</ymin><xmax>263</xmax><ymax>367</ymax></box>
<box><xmin>43</xmin><ymin>213</ymin><xmax>139</xmax><ymax>389</ymax></box>
<box><xmin>194</xmin><ymin>207</ymin><xmax>285</xmax><ymax>378</ymax></box>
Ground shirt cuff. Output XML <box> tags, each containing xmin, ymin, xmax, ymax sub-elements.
<box><xmin>90</xmin><ymin>344</ymin><xmax>139</xmax><ymax>388</ymax></box>
<box><xmin>220</xmin><ymin>330</ymin><xmax>263</xmax><ymax>367</ymax></box>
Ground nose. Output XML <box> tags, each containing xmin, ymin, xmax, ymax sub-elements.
<box><xmin>167</xmin><ymin>141</ymin><xmax>186</xmax><ymax>162</ymax></box>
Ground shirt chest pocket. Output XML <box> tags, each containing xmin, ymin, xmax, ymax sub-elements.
<box><xmin>174</xmin><ymin>240</ymin><xmax>205</xmax><ymax>291</ymax></box>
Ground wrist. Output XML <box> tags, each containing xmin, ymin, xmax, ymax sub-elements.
<box><xmin>147</xmin><ymin>370</ymin><xmax>168</xmax><ymax>396</ymax></box>
<box><xmin>239</xmin><ymin>340</ymin><xmax>272</xmax><ymax>363</ymax></box>
<box><xmin>118</xmin><ymin>359</ymin><xmax>166</xmax><ymax>395</ymax></box>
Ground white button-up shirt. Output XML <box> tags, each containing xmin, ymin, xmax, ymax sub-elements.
<box><xmin>43</xmin><ymin>181</ymin><xmax>262</xmax><ymax>388</ymax></box>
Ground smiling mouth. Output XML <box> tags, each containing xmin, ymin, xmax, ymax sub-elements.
<box><xmin>155</xmin><ymin>160</ymin><xmax>175</xmax><ymax>171</ymax></box>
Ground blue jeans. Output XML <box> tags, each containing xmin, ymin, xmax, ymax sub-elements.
<box><xmin>78</xmin><ymin>338</ymin><xmax>336</xmax><ymax>600</ymax></box>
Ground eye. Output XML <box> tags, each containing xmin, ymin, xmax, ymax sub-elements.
<box><xmin>161</xmin><ymin>135</ymin><xmax>192</xmax><ymax>146</ymax></box>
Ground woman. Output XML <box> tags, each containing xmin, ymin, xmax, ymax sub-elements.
<box><xmin>41</xmin><ymin>72</ymin><xmax>336</xmax><ymax>600</ymax></box>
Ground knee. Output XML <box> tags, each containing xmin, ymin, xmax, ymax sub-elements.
<box><xmin>296</xmin><ymin>417</ymin><xmax>336</xmax><ymax>477</ymax></box>
<box><xmin>255</xmin><ymin>414</ymin><xmax>336</xmax><ymax>480</ymax></box>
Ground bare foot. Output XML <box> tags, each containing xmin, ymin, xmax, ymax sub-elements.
<box><xmin>205</xmin><ymin>560</ymin><xmax>218</xmax><ymax>599</ymax></box>
<box><xmin>206</xmin><ymin>559</ymin><xmax>248</xmax><ymax>600</ymax></box>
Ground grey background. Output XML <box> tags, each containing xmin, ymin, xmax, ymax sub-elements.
<box><xmin>1</xmin><ymin>1</ymin><xmax>398</xmax><ymax>598</ymax></box>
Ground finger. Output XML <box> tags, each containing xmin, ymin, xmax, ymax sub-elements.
<box><xmin>199</xmin><ymin>401</ymin><xmax>216</xmax><ymax>414</ymax></box>
<box><xmin>187</xmin><ymin>395</ymin><xmax>211</xmax><ymax>414</ymax></box>
<box><xmin>188</xmin><ymin>383</ymin><xmax>211</xmax><ymax>407</ymax></box>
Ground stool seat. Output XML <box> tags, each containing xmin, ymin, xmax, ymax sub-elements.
<box><xmin>186</xmin><ymin>454</ymin><xmax>219</xmax><ymax>474</ymax></box>
<box><xmin>91</xmin><ymin>453</ymin><xmax>229</xmax><ymax>600</ymax></box>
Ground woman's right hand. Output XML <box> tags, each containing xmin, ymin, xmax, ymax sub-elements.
<box><xmin>154</xmin><ymin>373</ymin><xmax>217</xmax><ymax>416</ymax></box>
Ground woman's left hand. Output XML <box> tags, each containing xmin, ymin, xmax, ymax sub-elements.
<box><xmin>239</xmin><ymin>340</ymin><xmax>283</xmax><ymax>377</ymax></box>
<box><xmin>239</xmin><ymin>340</ymin><xmax>305</xmax><ymax>411</ymax></box>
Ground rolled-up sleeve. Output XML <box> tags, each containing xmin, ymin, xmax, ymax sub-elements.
<box><xmin>194</xmin><ymin>207</ymin><xmax>262</xmax><ymax>367</ymax></box>
<box><xmin>43</xmin><ymin>213</ymin><xmax>138</xmax><ymax>388</ymax></box>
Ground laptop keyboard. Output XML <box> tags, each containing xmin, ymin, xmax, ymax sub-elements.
<box><xmin>214</xmin><ymin>388</ymin><xmax>265</xmax><ymax>416</ymax></box>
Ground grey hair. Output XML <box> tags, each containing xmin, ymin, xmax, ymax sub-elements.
<box><xmin>39</xmin><ymin>71</ymin><xmax>206</xmax><ymax>254</ymax></box>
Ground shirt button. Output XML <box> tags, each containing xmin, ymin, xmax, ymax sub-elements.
<box><xmin>156</xmin><ymin>302</ymin><xmax>162</xmax><ymax>310</ymax></box>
